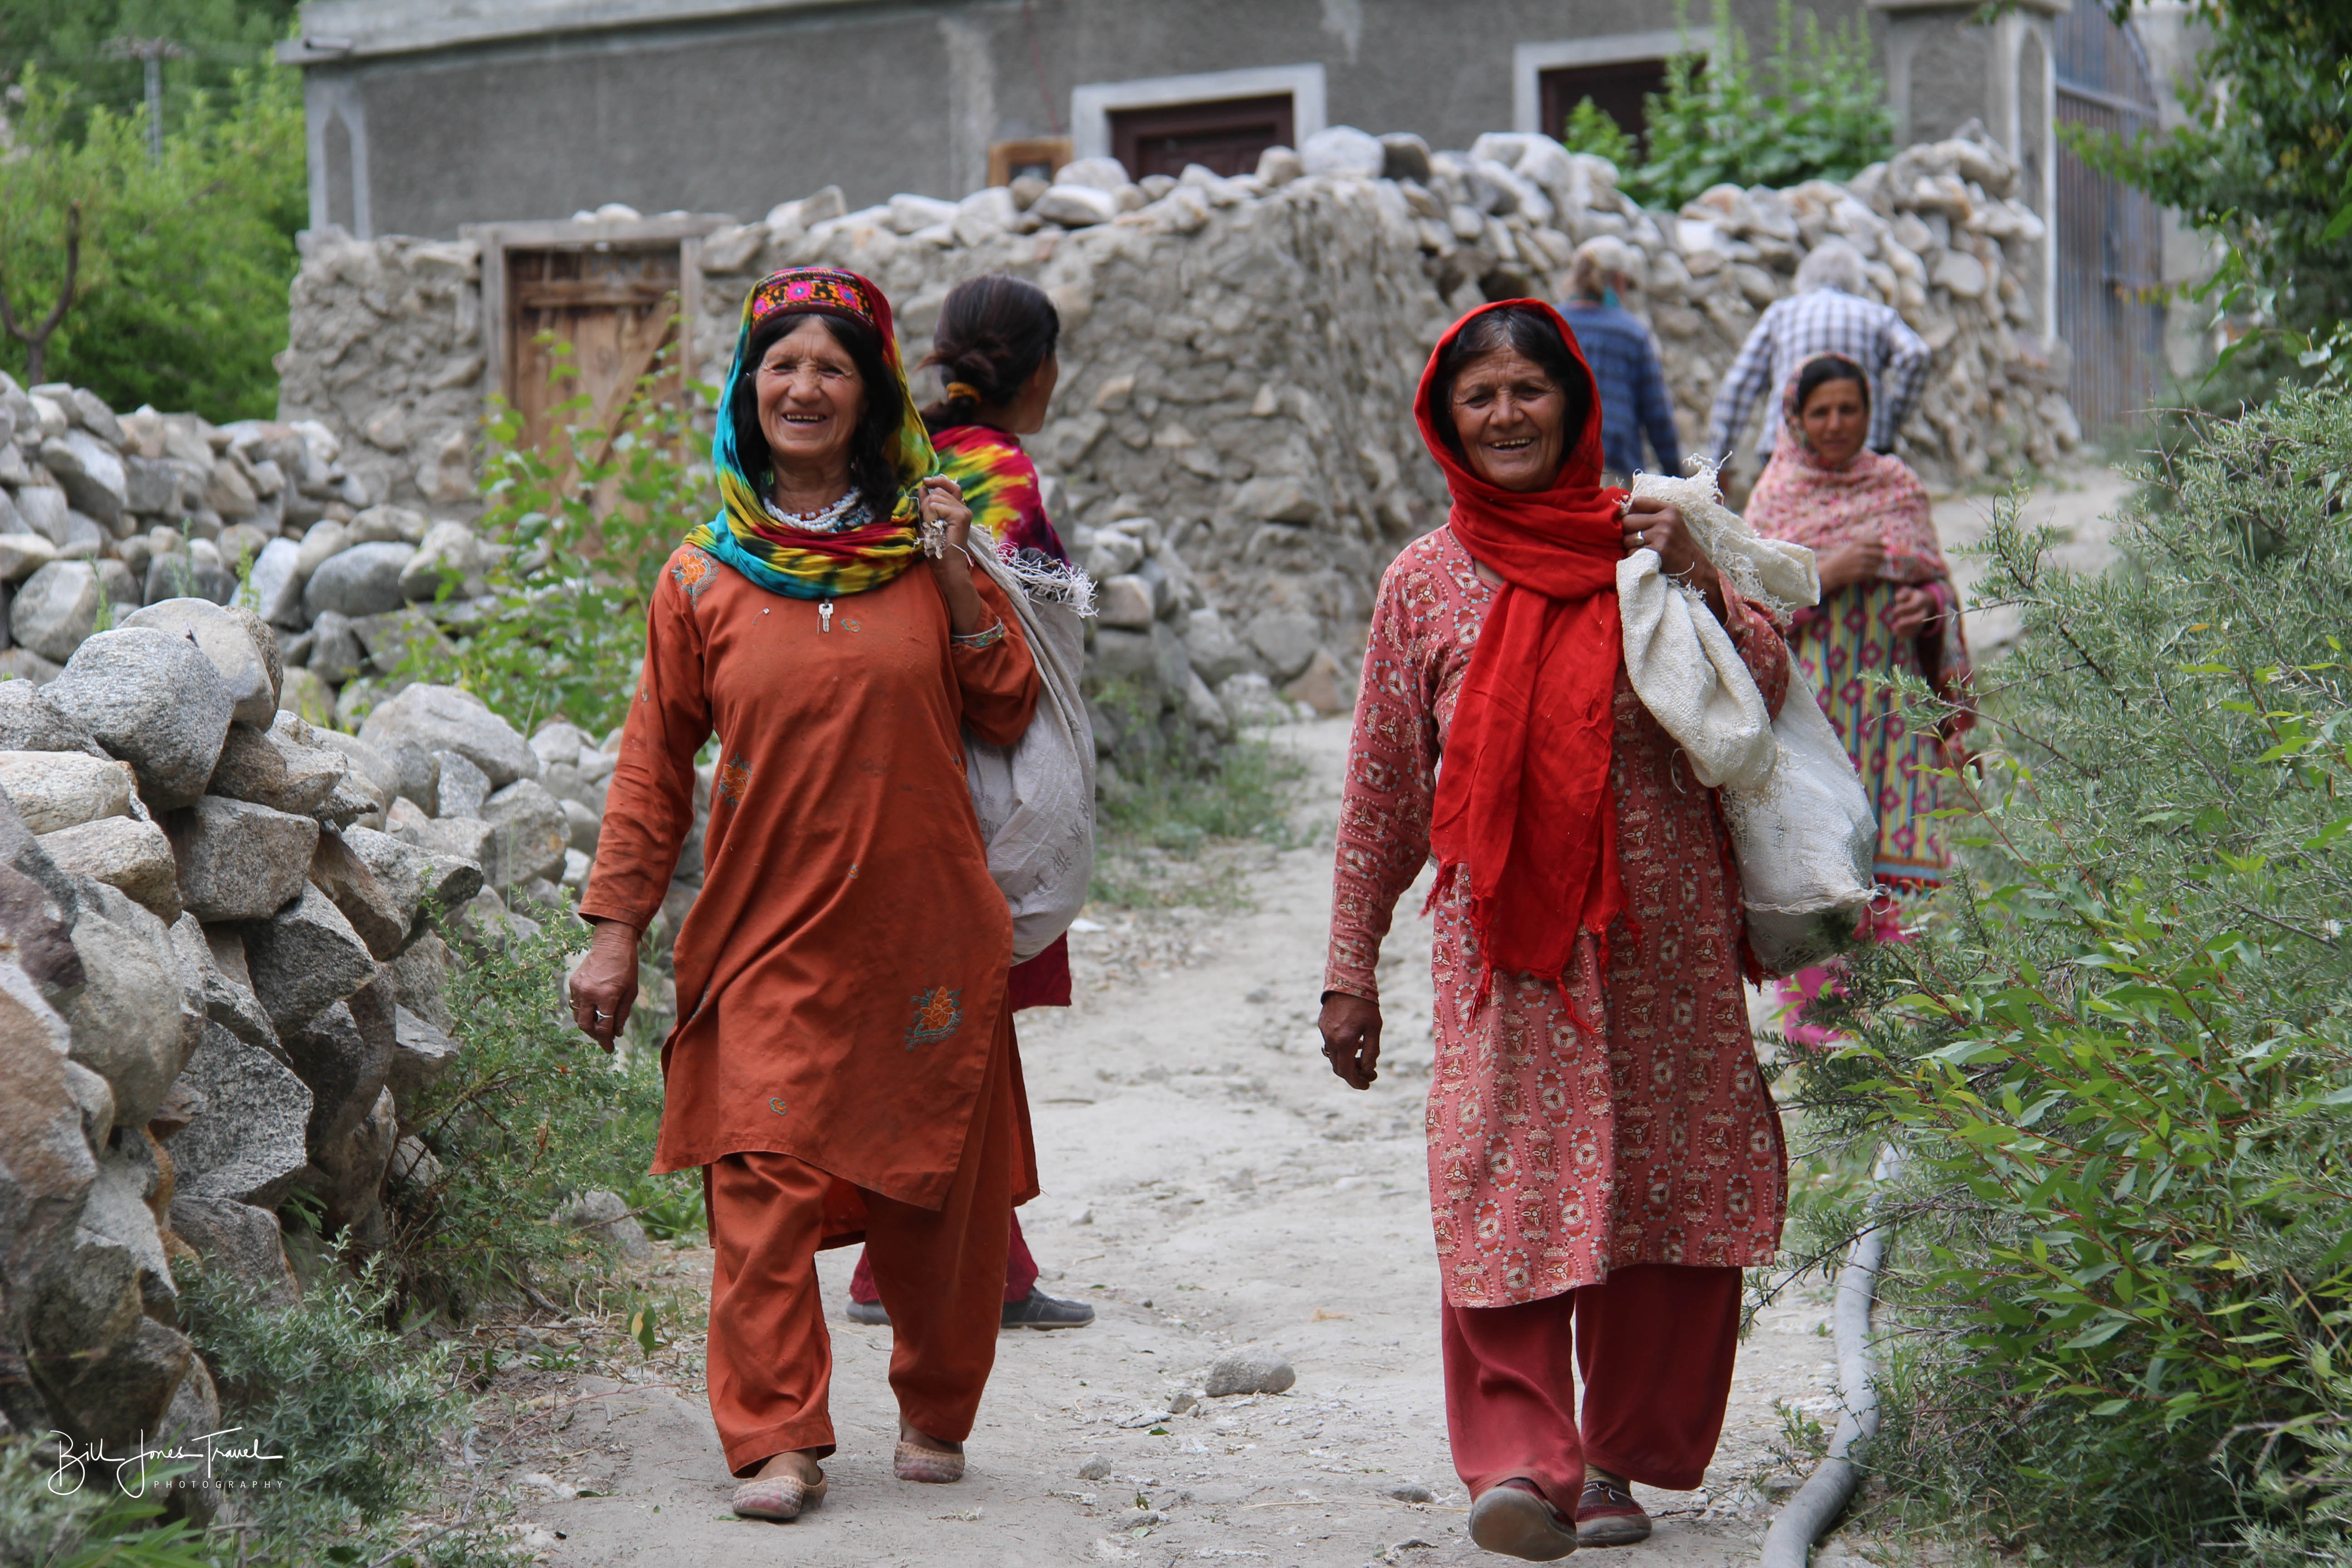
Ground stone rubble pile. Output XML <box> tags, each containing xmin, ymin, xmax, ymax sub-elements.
<box><xmin>0</xmin><ymin>371</ymin><xmax>520</xmax><ymax>743</ymax></box>
<box><xmin>276</xmin><ymin>122</ymin><xmax>2076</xmax><ymax>748</ymax></box>
<box><xmin>0</xmin><ymin>603</ymin><xmax>624</xmax><ymax>1465</ymax></box>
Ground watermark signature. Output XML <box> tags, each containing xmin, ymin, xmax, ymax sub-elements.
<box><xmin>47</xmin><ymin>1428</ymin><xmax>284</xmax><ymax>1497</ymax></box>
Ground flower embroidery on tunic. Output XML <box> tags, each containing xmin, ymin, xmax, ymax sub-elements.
<box><xmin>715</xmin><ymin>752</ymin><xmax>753</xmax><ymax>807</ymax></box>
<box><xmin>905</xmin><ymin>986</ymin><xmax>964</xmax><ymax>1048</ymax></box>
<box><xmin>671</xmin><ymin>547</ymin><xmax>718</xmax><ymax>602</ymax></box>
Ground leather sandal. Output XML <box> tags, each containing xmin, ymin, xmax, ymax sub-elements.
<box><xmin>731</xmin><ymin>1469</ymin><xmax>826</xmax><ymax>1521</ymax></box>
<box><xmin>1468</xmin><ymin>1477</ymin><xmax>1578</xmax><ymax>1560</ymax></box>
<box><xmin>1576</xmin><ymin>1471</ymin><xmax>1651</xmax><ymax>1547</ymax></box>
<box><xmin>893</xmin><ymin>1438</ymin><xmax>965</xmax><ymax>1484</ymax></box>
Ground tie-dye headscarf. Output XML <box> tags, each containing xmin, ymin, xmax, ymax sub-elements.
<box><xmin>686</xmin><ymin>267</ymin><xmax>938</xmax><ymax>599</ymax></box>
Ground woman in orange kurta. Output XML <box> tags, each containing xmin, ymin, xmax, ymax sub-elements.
<box><xmin>569</xmin><ymin>268</ymin><xmax>1040</xmax><ymax>1523</ymax></box>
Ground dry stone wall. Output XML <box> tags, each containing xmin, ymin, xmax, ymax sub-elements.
<box><xmin>274</xmin><ymin>122</ymin><xmax>2076</xmax><ymax>738</ymax></box>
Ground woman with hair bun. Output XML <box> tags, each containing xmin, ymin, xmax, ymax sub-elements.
<box><xmin>842</xmin><ymin>271</ymin><xmax>1099</xmax><ymax>1333</ymax></box>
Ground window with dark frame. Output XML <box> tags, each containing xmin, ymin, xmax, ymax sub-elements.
<box><xmin>1538</xmin><ymin>59</ymin><xmax>1679</xmax><ymax>150</ymax></box>
<box><xmin>1108</xmin><ymin>93</ymin><xmax>1295</xmax><ymax>181</ymax></box>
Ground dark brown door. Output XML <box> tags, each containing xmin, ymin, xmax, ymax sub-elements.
<box><xmin>1540</xmin><ymin>59</ymin><xmax>1673</xmax><ymax>148</ymax></box>
<box><xmin>505</xmin><ymin>244</ymin><xmax>683</xmax><ymax>457</ymax></box>
<box><xmin>1111</xmin><ymin>94</ymin><xmax>1295</xmax><ymax>180</ymax></box>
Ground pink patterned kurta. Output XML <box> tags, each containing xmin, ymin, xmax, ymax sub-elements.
<box><xmin>1325</xmin><ymin>526</ymin><xmax>1794</xmax><ymax>1308</ymax></box>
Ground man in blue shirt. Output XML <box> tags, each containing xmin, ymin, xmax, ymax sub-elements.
<box><xmin>1560</xmin><ymin>237</ymin><xmax>1684</xmax><ymax>487</ymax></box>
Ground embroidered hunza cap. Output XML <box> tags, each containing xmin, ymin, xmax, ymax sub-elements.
<box><xmin>747</xmin><ymin>267</ymin><xmax>882</xmax><ymax>332</ymax></box>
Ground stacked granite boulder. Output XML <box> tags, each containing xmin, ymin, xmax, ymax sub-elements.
<box><xmin>0</xmin><ymin>596</ymin><xmax>616</xmax><ymax>1468</ymax></box>
<box><xmin>0</xmin><ymin>371</ymin><xmax>515</xmax><ymax>743</ymax></box>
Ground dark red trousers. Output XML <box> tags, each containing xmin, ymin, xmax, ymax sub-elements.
<box><xmin>1442</xmin><ymin>1264</ymin><xmax>1744</xmax><ymax>1516</ymax></box>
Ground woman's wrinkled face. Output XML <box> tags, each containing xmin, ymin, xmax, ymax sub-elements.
<box><xmin>1450</xmin><ymin>346</ymin><xmax>1568</xmax><ymax>492</ymax></box>
<box><xmin>756</xmin><ymin>318</ymin><xmax>864</xmax><ymax>473</ymax></box>
<box><xmin>1799</xmin><ymin>377</ymin><xmax>1870</xmax><ymax>468</ymax></box>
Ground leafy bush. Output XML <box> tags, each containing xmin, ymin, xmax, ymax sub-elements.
<box><xmin>386</xmin><ymin>911</ymin><xmax>678</xmax><ymax>1318</ymax></box>
<box><xmin>1621</xmin><ymin>0</ymin><xmax>1892</xmax><ymax>211</ymax></box>
<box><xmin>1557</xmin><ymin>97</ymin><xmax>1638</xmax><ymax>170</ymax></box>
<box><xmin>1785</xmin><ymin>387</ymin><xmax>2352</xmax><ymax>1561</ymax></box>
<box><xmin>0</xmin><ymin>63</ymin><xmax>303</xmax><ymax>418</ymax></box>
<box><xmin>398</xmin><ymin>343</ymin><xmax>715</xmax><ymax>743</ymax></box>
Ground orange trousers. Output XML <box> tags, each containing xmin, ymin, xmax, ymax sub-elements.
<box><xmin>1441</xmin><ymin>1263</ymin><xmax>1744</xmax><ymax>1514</ymax></box>
<box><xmin>701</xmin><ymin>1009</ymin><xmax>1020</xmax><ymax>1477</ymax></box>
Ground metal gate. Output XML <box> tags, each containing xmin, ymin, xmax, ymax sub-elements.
<box><xmin>2053</xmin><ymin>0</ymin><xmax>2166</xmax><ymax>432</ymax></box>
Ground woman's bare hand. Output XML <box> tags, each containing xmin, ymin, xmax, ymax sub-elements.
<box><xmin>1888</xmin><ymin>584</ymin><xmax>1938</xmax><ymax>638</ymax></box>
<box><xmin>918</xmin><ymin>475</ymin><xmax>986</xmax><ymax>634</ymax></box>
<box><xmin>568</xmin><ymin>918</ymin><xmax>641</xmax><ymax>1053</ymax></box>
<box><xmin>1817</xmin><ymin>537</ymin><xmax>1888</xmax><ymax>593</ymax></box>
<box><xmin>1318</xmin><ymin>991</ymin><xmax>1383</xmax><ymax>1090</ymax></box>
<box><xmin>1621</xmin><ymin>495</ymin><xmax>1724</xmax><ymax>616</ymax></box>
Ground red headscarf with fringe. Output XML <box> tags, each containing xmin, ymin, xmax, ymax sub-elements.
<box><xmin>1421</xmin><ymin>299</ymin><xmax>1630</xmax><ymax>997</ymax></box>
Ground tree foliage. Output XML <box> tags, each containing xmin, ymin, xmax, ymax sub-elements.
<box><xmin>0</xmin><ymin>60</ymin><xmax>302</xmax><ymax>416</ymax></box>
<box><xmin>1600</xmin><ymin>0</ymin><xmax>1892</xmax><ymax>212</ymax></box>
<box><xmin>1787</xmin><ymin>387</ymin><xmax>2352</xmax><ymax>1562</ymax></box>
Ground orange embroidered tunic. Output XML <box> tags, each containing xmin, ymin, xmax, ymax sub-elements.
<box><xmin>583</xmin><ymin>544</ymin><xmax>1042</xmax><ymax>1208</ymax></box>
<box><xmin>1325</xmin><ymin>527</ymin><xmax>1792</xmax><ymax>1307</ymax></box>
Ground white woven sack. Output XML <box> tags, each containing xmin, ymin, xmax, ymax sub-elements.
<box><xmin>1719</xmin><ymin>672</ymin><xmax>1879</xmax><ymax>975</ymax></box>
<box><xmin>961</xmin><ymin>533</ymin><xmax>1097</xmax><ymax>962</ymax></box>
<box><xmin>1622</xmin><ymin>469</ymin><xmax>1875</xmax><ymax>975</ymax></box>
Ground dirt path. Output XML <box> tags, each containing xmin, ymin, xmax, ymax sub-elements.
<box><xmin>499</xmin><ymin>715</ymin><xmax>1845</xmax><ymax>1568</ymax></box>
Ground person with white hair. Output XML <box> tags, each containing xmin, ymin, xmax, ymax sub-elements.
<box><xmin>1559</xmin><ymin>236</ymin><xmax>1684</xmax><ymax>487</ymax></box>
<box><xmin>1704</xmin><ymin>239</ymin><xmax>1930</xmax><ymax>483</ymax></box>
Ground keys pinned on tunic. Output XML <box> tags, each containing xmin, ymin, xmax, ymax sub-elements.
<box><xmin>819</xmin><ymin>600</ymin><xmax>834</xmax><ymax>633</ymax></box>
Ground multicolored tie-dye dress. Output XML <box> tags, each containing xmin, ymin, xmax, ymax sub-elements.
<box><xmin>1325</xmin><ymin>527</ymin><xmax>1792</xmax><ymax>1308</ymax></box>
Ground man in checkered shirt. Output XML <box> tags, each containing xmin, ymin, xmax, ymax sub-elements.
<box><xmin>1705</xmin><ymin>241</ymin><xmax>1931</xmax><ymax>481</ymax></box>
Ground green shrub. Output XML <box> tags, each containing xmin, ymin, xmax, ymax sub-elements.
<box><xmin>386</xmin><ymin>910</ymin><xmax>679</xmax><ymax>1318</ymax></box>
<box><xmin>1557</xmin><ymin>98</ymin><xmax>1638</xmax><ymax>169</ymax></box>
<box><xmin>399</xmin><ymin>342</ymin><xmax>716</xmax><ymax>743</ymax></box>
<box><xmin>1622</xmin><ymin>0</ymin><xmax>1892</xmax><ymax>211</ymax></box>
<box><xmin>1785</xmin><ymin>386</ymin><xmax>2352</xmax><ymax>1561</ymax></box>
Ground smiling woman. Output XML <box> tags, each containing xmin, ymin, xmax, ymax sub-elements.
<box><xmin>564</xmin><ymin>267</ymin><xmax>1043</xmax><ymax>1525</ymax></box>
<box><xmin>1318</xmin><ymin>300</ymin><xmax>1795</xmax><ymax>1560</ymax></box>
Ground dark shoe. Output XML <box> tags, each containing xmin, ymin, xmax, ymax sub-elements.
<box><xmin>1575</xmin><ymin>1472</ymin><xmax>1651</xmax><ymax>1547</ymax></box>
<box><xmin>1001</xmin><ymin>1286</ymin><xmax>1095</xmax><ymax>1329</ymax></box>
<box><xmin>1469</xmin><ymin>1478</ymin><xmax>1577</xmax><ymax>1561</ymax></box>
<box><xmin>846</xmin><ymin>1298</ymin><xmax>890</xmax><ymax>1326</ymax></box>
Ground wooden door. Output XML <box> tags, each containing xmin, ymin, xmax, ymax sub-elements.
<box><xmin>505</xmin><ymin>243</ymin><xmax>683</xmax><ymax>457</ymax></box>
<box><xmin>2053</xmin><ymin>0</ymin><xmax>2164</xmax><ymax>431</ymax></box>
<box><xmin>1111</xmin><ymin>94</ymin><xmax>1295</xmax><ymax>180</ymax></box>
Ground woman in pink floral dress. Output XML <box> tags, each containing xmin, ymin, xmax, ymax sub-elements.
<box><xmin>1319</xmin><ymin>300</ymin><xmax>1792</xmax><ymax>1560</ymax></box>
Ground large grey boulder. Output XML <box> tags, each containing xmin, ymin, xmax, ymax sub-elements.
<box><xmin>386</xmin><ymin>802</ymin><xmax>492</xmax><ymax>906</ymax></box>
<box><xmin>302</xmin><ymin>542</ymin><xmax>415</xmax><ymax>619</ymax></box>
<box><xmin>247</xmin><ymin>537</ymin><xmax>304</xmax><ymax>626</ymax></box>
<box><xmin>0</xmin><ymin>750</ymin><xmax>134</xmax><ymax>832</ymax></box>
<box><xmin>13</xmin><ymin>487</ymin><xmax>71</xmax><ymax>548</ymax></box>
<box><xmin>171</xmin><ymin>796</ymin><xmax>318</xmax><ymax>921</ymax></box>
<box><xmin>292</xmin><ymin>519</ymin><xmax>350</xmax><ymax>580</ymax></box>
<box><xmin>1243</xmin><ymin>610</ymin><xmax>1322</xmax><ymax>682</ymax></box>
<box><xmin>207</xmin><ymin>719</ymin><xmax>346</xmax><ymax>814</ymax></box>
<box><xmin>121</xmin><ymin>599</ymin><xmax>276</xmax><ymax>727</ymax></box>
<box><xmin>39</xmin><ymin>431</ymin><xmax>127</xmax><ymax>527</ymax></box>
<box><xmin>11</xmin><ymin>560</ymin><xmax>102</xmax><ymax>662</ymax></box>
<box><xmin>304</xmin><ymin>609</ymin><xmax>364</xmax><ymax>685</ymax></box>
<box><xmin>62</xmin><ymin>881</ymin><xmax>193</xmax><ymax>1127</ymax></box>
<box><xmin>0</xmin><ymin>533</ymin><xmax>59</xmax><ymax>581</ymax></box>
<box><xmin>168</xmin><ymin>1023</ymin><xmax>311</xmax><ymax>1207</ymax></box>
<box><xmin>553</xmin><ymin>1190</ymin><xmax>653</xmax><ymax>1262</ymax></box>
<box><xmin>282</xmin><ymin>998</ymin><xmax>389</xmax><ymax>1149</ymax></box>
<box><xmin>240</xmin><ymin>883</ymin><xmax>376</xmax><ymax>1030</ymax></box>
<box><xmin>302</xmin><ymin>723</ymin><xmax>398</xmax><ymax>809</ymax></box>
<box><xmin>39</xmin><ymin>816</ymin><xmax>179</xmax><ymax>922</ymax></box>
<box><xmin>167</xmin><ymin>1193</ymin><xmax>298</xmax><ymax>1305</ymax></box>
<box><xmin>0</xmin><ymin>681</ymin><xmax>103</xmax><ymax>756</ymax></box>
<box><xmin>359</xmin><ymin>683</ymin><xmax>537</xmax><ymax>787</ymax></box>
<box><xmin>308</xmin><ymin>829</ymin><xmax>405</xmax><ymax>959</ymax></box>
<box><xmin>339</xmin><ymin>824</ymin><xmax>432</xmax><ymax>938</ymax></box>
<box><xmin>480</xmin><ymin>779</ymin><xmax>569</xmax><ymax>890</ymax></box>
<box><xmin>0</xmin><ymin>959</ymin><xmax>98</xmax><ymax>1332</ymax></box>
<box><xmin>46</xmin><ymin>628</ymin><xmax>235</xmax><ymax>809</ymax></box>
<box><xmin>38</xmin><ymin>1311</ymin><xmax>192</xmax><ymax>1451</ymax></box>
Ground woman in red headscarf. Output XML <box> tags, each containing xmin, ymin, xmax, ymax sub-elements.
<box><xmin>1318</xmin><ymin>301</ymin><xmax>1792</xmax><ymax>1560</ymax></box>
